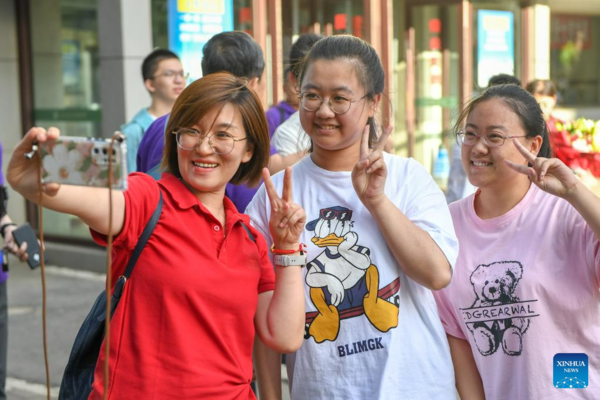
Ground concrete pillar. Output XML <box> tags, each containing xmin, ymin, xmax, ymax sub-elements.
<box><xmin>525</xmin><ymin>4</ymin><xmax>551</xmax><ymax>81</ymax></box>
<box><xmin>0</xmin><ymin>0</ymin><xmax>25</xmax><ymax>223</ymax></box>
<box><xmin>98</xmin><ymin>0</ymin><xmax>153</xmax><ymax>136</ymax></box>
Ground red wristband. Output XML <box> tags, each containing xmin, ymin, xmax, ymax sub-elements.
<box><xmin>270</xmin><ymin>243</ymin><xmax>306</xmax><ymax>255</ymax></box>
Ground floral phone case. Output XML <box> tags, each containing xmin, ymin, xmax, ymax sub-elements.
<box><xmin>39</xmin><ymin>135</ymin><xmax>128</xmax><ymax>190</ymax></box>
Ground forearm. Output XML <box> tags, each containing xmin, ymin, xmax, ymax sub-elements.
<box><xmin>268</xmin><ymin>152</ymin><xmax>306</xmax><ymax>175</ymax></box>
<box><xmin>253</xmin><ymin>336</ymin><xmax>283</xmax><ymax>400</ymax></box>
<box><xmin>263</xmin><ymin>265</ymin><xmax>305</xmax><ymax>352</ymax></box>
<box><xmin>447</xmin><ymin>335</ymin><xmax>485</xmax><ymax>400</ymax></box>
<box><xmin>365</xmin><ymin>196</ymin><xmax>451</xmax><ymax>290</ymax></box>
<box><xmin>566</xmin><ymin>181</ymin><xmax>600</xmax><ymax>240</ymax></box>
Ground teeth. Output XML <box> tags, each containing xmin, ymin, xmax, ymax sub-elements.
<box><xmin>317</xmin><ymin>125</ymin><xmax>337</xmax><ymax>130</ymax></box>
<box><xmin>193</xmin><ymin>162</ymin><xmax>217</xmax><ymax>168</ymax></box>
<box><xmin>473</xmin><ymin>161</ymin><xmax>491</xmax><ymax>167</ymax></box>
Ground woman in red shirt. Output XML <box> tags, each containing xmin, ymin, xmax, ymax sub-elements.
<box><xmin>7</xmin><ymin>73</ymin><xmax>306</xmax><ymax>399</ymax></box>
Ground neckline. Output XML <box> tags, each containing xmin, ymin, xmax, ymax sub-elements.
<box><xmin>468</xmin><ymin>183</ymin><xmax>538</xmax><ymax>228</ymax></box>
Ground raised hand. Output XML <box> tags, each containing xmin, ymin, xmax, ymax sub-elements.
<box><xmin>505</xmin><ymin>138</ymin><xmax>580</xmax><ymax>198</ymax></box>
<box><xmin>351</xmin><ymin>125</ymin><xmax>393</xmax><ymax>207</ymax></box>
<box><xmin>263</xmin><ymin>167</ymin><xmax>306</xmax><ymax>251</ymax></box>
<box><xmin>7</xmin><ymin>127</ymin><xmax>62</xmax><ymax>201</ymax></box>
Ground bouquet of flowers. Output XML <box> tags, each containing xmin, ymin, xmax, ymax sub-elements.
<box><xmin>555</xmin><ymin>118</ymin><xmax>600</xmax><ymax>153</ymax></box>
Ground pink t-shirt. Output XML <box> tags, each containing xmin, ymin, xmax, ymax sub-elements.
<box><xmin>435</xmin><ymin>184</ymin><xmax>600</xmax><ymax>400</ymax></box>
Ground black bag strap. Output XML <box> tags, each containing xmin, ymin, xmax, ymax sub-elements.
<box><xmin>123</xmin><ymin>191</ymin><xmax>163</xmax><ymax>279</ymax></box>
<box><xmin>240</xmin><ymin>221</ymin><xmax>255</xmax><ymax>243</ymax></box>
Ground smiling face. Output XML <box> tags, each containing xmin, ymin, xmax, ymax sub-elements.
<box><xmin>461</xmin><ymin>98</ymin><xmax>541</xmax><ymax>191</ymax></box>
<box><xmin>177</xmin><ymin>103</ymin><xmax>253</xmax><ymax>199</ymax></box>
<box><xmin>299</xmin><ymin>59</ymin><xmax>379</xmax><ymax>167</ymax></box>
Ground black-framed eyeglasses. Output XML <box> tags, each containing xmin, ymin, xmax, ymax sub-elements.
<box><xmin>173</xmin><ymin>128</ymin><xmax>247</xmax><ymax>155</ymax></box>
<box><xmin>152</xmin><ymin>70</ymin><xmax>189</xmax><ymax>80</ymax></box>
<box><xmin>457</xmin><ymin>130</ymin><xmax>527</xmax><ymax>147</ymax></box>
<box><xmin>298</xmin><ymin>92</ymin><xmax>368</xmax><ymax>115</ymax></box>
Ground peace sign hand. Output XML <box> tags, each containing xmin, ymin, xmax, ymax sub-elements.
<box><xmin>505</xmin><ymin>138</ymin><xmax>580</xmax><ymax>198</ymax></box>
<box><xmin>351</xmin><ymin>125</ymin><xmax>393</xmax><ymax>207</ymax></box>
<box><xmin>263</xmin><ymin>167</ymin><xmax>306</xmax><ymax>250</ymax></box>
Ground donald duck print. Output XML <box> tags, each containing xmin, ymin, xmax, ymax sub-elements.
<box><xmin>305</xmin><ymin>206</ymin><xmax>400</xmax><ymax>343</ymax></box>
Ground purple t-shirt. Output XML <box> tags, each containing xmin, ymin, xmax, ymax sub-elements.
<box><xmin>1</xmin><ymin>141</ymin><xmax>9</xmax><ymax>283</ymax></box>
<box><xmin>136</xmin><ymin>113</ymin><xmax>278</xmax><ymax>212</ymax></box>
<box><xmin>265</xmin><ymin>101</ymin><xmax>296</xmax><ymax>138</ymax></box>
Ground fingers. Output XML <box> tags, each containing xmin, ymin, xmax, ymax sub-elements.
<box><xmin>277</xmin><ymin>203</ymin><xmax>306</xmax><ymax>229</ymax></box>
<box><xmin>375</xmin><ymin>126</ymin><xmax>393</xmax><ymax>152</ymax></box>
<box><xmin>504</xmin><ymin>159</ymin><xmax>531</xmax><ymax>176</ymax></box>
<box><xmin>262</xmin><ymin>167</ymin><xmax>282</xmax><ymax>210</ymax></box>
<box><xmin>281</xmin><ymin>167</ymin><xmax>293</xmax><ymax>203</ymax></box>
<box><xmin>359</xmin><ymin>125</ymin><xmax>370</xmax><ymax>161</ymax></box>
<box><xmin>511</xmin><ymin>138</ymin><xmax>537</xmax><ymax>164</ymax></box>
<box><xmin>17</xmin><ymin>241</ymin><xmax>28</xmax><ymax>262</ymax></box>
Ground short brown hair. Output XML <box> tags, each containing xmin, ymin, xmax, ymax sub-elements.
<box><xmin>162</xmin><ymin>72</ymin><xmax>270</xmax><ymax>187</ymax></box>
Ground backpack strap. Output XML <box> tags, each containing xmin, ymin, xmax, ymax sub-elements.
<box><xmin>240</xmin><ymin>221</ymin><xmax>255</xmax><ymax>243</ymax></box>
<box><xmin>123</xmin><ymin>191</ymin><xmax>163</xmax><ymax>279</ymax></box>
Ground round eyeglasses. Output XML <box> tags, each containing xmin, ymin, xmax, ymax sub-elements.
<box><xmin>173</xmin><ymin>128</ymin><xmax>247</xmax><ymax>155</ymax></box>
<box><xmin>457</xmin><ymin>130</ymin><xmax>527</xmax><ymax>147</ymax></box>
<box><xmin>298</xmin><ymin>93</ymin><xmax>367</xmax><ymax>115</ymax></box>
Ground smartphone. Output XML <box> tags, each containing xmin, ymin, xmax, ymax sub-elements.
<box><xmin>38</xmin><ymin>135</ymin><xmax>128</xmax><ymax>190</ymax></box>
<box><xmin>12</xmin><ymin>223</ymin><xmax>42</xmax><ymax>270</ymax></box>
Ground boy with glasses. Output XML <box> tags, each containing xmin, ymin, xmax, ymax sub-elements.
<box><xmin>121</xmin><ymin>49</ymin><xmax>186</xmax><ymax>172</ymax></box>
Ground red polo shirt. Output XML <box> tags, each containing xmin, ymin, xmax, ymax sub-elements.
<box><xmin>89</xmin><ymin>173</ymin><xmax>275</xmax><ymax>399</ymax></box>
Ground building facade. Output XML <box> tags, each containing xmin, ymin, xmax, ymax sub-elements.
<box><xmin>1</xmin><ymin>0</ymin><xmax>599</xmax><ymax>269</ymax></box>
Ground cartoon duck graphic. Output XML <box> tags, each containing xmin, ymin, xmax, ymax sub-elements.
<box><xmin>305</xmin><ymin>206</ymin><xmax>399</xmax><ymax>343</ymax></box>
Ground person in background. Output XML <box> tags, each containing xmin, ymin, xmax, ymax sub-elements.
<box><xmin>121</xmin><ymin>49</ymin><xmax>185</xmax><ymax>172</ymax></box>
<box><xmin>446</xmin><ymin>74</ymin><xmax>521</xmax><ymax>203</ymax></box>
<box><xmin>434</xmin><ymin>83</ymin><xmax>600</xmax><ymax>399</ymax></box>
<box><xmin>267</xmin><ymin>34</ymin><xmax>322</xmax><ymax>148</ymax></box>
<box><xmin>137</xmin><ymin>31</ymin><xmax>304</xmax><ymax>212</ymax></box>
<box><xmin>0</xmin><ymin>141</ymin><xmax>28</xmax><ymax>400</ymax></box>
<box><xmin>247</xmin><ymin>35</ymin><xmax>458</xmax><ymax>400</ymax></box>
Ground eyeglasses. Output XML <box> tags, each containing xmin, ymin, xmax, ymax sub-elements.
<box><xmin>298</xmin><ymin>93</ymin><xmax>367</xmax><ymax>115</ymax></box>
<box><xmin>320</xmin><ymin>208</ymin><xmax>353</xmax><ymax>221</ymax></box>
<box><xmin>173</xmin><ymin>128</ymin><xmax>247</xmax><ymax>155</ymax></box>
<box><xmin>152</xmin><ymin>70</ymin><xmax>189</xmax><ymax>80</ymax></box>
<box><xmin>457</xmin><ymin>130</ymin><xmax>527</xmax><ymax>147</ymax></box>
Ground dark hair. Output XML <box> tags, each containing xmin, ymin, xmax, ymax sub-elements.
<box><xmin>454</xmin><ymin>84</ymin><xmax>552</xmax><ymax>158</ymax></box>
<box><xmin>487</xmin><ymin>74</ymin><xmax>521</xmax><ymax>87</ymax></box>
<box><xmin>525</xmin><ymin>79</ymin><xmax>557</xmax><ymax>98</ymax></box>
<box><xmin>201</xmin><ymin>31</ymin><xmax>265</xmax><ymax>80</ymax></box>
<box><xmin>287</xmin><ymin>34</ymin><xmax>322</xmax><ymax>79</ymax></box>
<box><xmin>142</xmin><ymin>49</ymin><xmax>180</xmax><ymax>81</ymax></box>
<box><xmin>162</xmin><ymin>72</ymin><xmax>270</xmax><ymax>187</ymax></box>
<box><xmin>298</xmin><ymin>35</ymin><xmax>384</xmax><ymax>148</ymax></box>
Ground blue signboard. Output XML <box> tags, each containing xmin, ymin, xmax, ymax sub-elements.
<box><xmin>477</xmin><ymin>10</ymin><xmax>515</xmax><ymax>88</ymax></box>
<box><xmin>168</xmin><ymin>0</ymin><xmax>234</xmax><ymax>82</ymax></box>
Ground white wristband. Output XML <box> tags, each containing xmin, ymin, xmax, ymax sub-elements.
<box><xmin>274</xmin><ymin>253</ymin><xmax>306</xmax><ymax>267</ymax></box>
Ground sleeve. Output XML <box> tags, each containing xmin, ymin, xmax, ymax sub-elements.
<box><xmin>432</xmin><ymin>288</ymin><xmax>468</xmax><ymax>339</ymax></box>
<box><xmin>90</xmin><ymin>172</ymin><xmax>161</xmax><ymax>252</ymax></box>
<box><xmin>250</xmin><ymin>223</ymin><xmax>276</xmax><ymax>293</ymax></box>
<box><xmin>403</xmin><ymin>159</ymin><xmax>459</xmax><ymax>273</ymax></box>
<box><xmin>566</xmin><ymin>204</ymin><xmax>600</xmax><ymax>288</ymax></box>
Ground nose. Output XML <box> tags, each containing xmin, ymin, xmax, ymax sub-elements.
<box><xmin>471</xmin><ymin>136</ymin><xmax>489</xmax><ymax>154</ymax></box>
<box><xmin>315</xmin><ymin>98</ymin><xmax>335</xmax><ymax>119</ymax></box>
<box><xmin>195</xmin><ymin>135</ymin><xmax>214</xmax><ymax>155</ymax></box>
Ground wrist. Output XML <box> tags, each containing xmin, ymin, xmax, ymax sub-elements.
<box><xmin>362</xmin><ymin>193</ymin><xmax>388</xmax><ymax>213</ymax></box>
<box><xmin>0</xmin><ymin>223</ymin><xmax>17</xmax><ymax>240</ymax></box>
<box><xmin>271</xmin><ymin>243</ymin><xmax>305</xmax><ymax>254</ymax></box>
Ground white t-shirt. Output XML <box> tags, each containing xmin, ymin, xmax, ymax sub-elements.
<box><xmin>271</xmin><ymin>112</ymin><xmax>311</xmax><ymax>156</ymax></box>
<box><xmin>246</xmin><ymin>153</ymin><xmax>459</xmax><ymax>400</ymax></box>
<box><xmin>435</xmin><ymin>184</ymin><xmax>600</xmax><ymax>400</ymax></box>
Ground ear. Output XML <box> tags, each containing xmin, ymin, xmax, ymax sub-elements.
<box><xmin>528</xmin><ymin>135</ymin><xmax>544</xmax><ymax>157</ymax></box>
<box><xmin>368</xmin><ymin>93</ymin><xmax>382</xmax><ymax>118</ymax></box>
<box><xmin>247</xmin><ymin>76</ymin><xmax>260</xmax><ymax>91</ymax></box>
<box><xmin>288</xmin><ymin>71</ymin><xmax>297</xmax><ymax>88</ymax></box>
<box><xmin>144</xmin><ymin>78</ymin><xmax>156</xmax><ymax>94</ymax></box>
<box><xmin>241</xmin><ymin>141</ymin><xmax>254</xmax><ymax>164</ymax></box>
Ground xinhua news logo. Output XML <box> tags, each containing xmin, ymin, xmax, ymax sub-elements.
<box><xmin>554</xmin><ymin>353</ymin><xmax>588</xmax><ymax>389</ymax></box>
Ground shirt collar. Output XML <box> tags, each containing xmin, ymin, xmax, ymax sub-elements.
<box><xmin>159</xmin><ymin>172</ymin><xmax>247</xmax><ymax>225</ymax></box>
